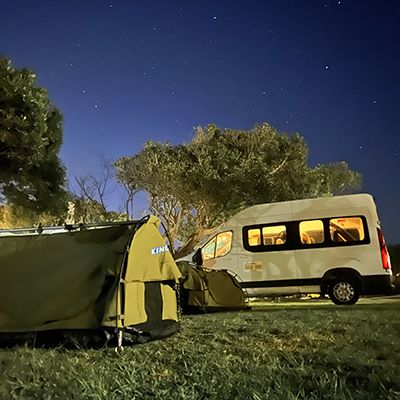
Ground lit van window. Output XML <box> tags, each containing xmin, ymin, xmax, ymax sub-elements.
<box><xmin>330</xmin><ymin>217</ymin><xmax>365</xmax><ymax>243</ymax></box>
<box><xmin>215</xmin><ymin>231</ymin><xmax>233</xmax><ymax>257</ymax></box>
<box><xmin>299</xmin><ymin>220</ymin><xmax>324</xmax><ymax>244</ymax></box>
<box><xmin>202</xmin><ymin>231</ymin><xmax>233</xmax><ymax>259</ymax></box>
<box><xmin>248</xmin><ymin>229</ymin><xmax>261</xmax><ymax>246</ymax></box>
<box><xmin>202</xmin><ymin>236</ymin><xmax>217</xmax><ymax>260</ymax></box>
<box><xmin>262</xmin><ymin>225</ymin><xmax>286</xmax><ymax>245</ymax></box>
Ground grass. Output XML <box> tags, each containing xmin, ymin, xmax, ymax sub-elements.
<box><xmin>1</xmin><ymin>297</ymin><xmax>400</xmax><ymax>400</ymax></box>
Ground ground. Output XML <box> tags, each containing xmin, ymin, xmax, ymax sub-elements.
<box><xmin>1</xmin><ymin>296</ymin><xmax>399</xmax><ymax>400</ymax></box>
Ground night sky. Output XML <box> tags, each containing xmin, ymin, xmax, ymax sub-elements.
<box><xmin>0</xmin><ymin>0</ymin><xmax>399</xmax><ymax>242</ymax></box>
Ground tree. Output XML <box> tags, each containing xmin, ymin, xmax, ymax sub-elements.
<box><xmin>388</xmin><ymin>245</ymin><xmax>400</xmax><ymax>275</ymax></box>
<box><xmin>0</xmin><ymin>57</ymin><xmax>67</xmax><ymax>215</ymax></box>
<box><xmin>71</xmin><ymin>159</ymin><xmax>128</xmax><ymax>223</ymax></box>
<box><xmin>388</xmin><ymin>244</ymin><xmax>400</xmax><ymax>293</ymax></box>
<box><xmin>116</xmin><ymin>123</ymin><xmax>362</xmax><ymax>258</ymax></box>
<box><xmin>116</xmin><ymin>142</ymin><xmax>193</xmax><ymax>255</ymax></box>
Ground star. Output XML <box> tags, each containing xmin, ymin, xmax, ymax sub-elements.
<box><xmin>94</xmin><ymin>104</ymin><xmax>99</xmax><ymax>109</ymax></box>
<box><xmin>213</xmin><ymin>16</ymin><xmax>217</xmax><ymax>20</ymax></box>
<box><xmin>373</xmin><ymin>99</ymin><xmax>377</xmax><ymax>104</ymax></box>
<box><xmin>325</xmin><ymin>65</ymin><xmax>329</xmax><ymax>70</ymax></box>
<box><xmin>82</xmin><ymin>89</ymin><xmax>86</xmax><ymax>94</ymax></box>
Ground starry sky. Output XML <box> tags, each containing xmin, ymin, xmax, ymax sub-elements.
<box><xmin>0</xmin><ymin>0</ymin><xmax>399</xmax><ymax>242</ymax></box>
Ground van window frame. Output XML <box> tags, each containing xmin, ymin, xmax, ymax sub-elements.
<box><xmin>299</xmin><ymin>219</ymin><xmax>325</xmax><ymax>245</ymax></box>
<box><xmin>201</xmin><ymin>230</ymin><xmax>233</xmax><ymax>260</ymax></box>
<box><xmin>243</xmin><ymin>223</ymin><xmax>291</xmax><ymax>252</ymax></box>
<box><xmin>328</xmin><ymin>216</ymin><xmax>368</xmax><ymax>245</ymax></box>
<box><xmin>242</xmin><ymin>215</ymin><xmax>370</xmax><ymax>253</ymax></box>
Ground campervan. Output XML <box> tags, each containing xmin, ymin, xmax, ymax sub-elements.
<box><xmin>189</xmin><ymin>194</ymin><xmax>394</xmax><ymax>305</ymax></box>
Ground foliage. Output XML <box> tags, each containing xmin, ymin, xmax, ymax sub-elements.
<box><xmin>116</xmin><ymin>124</ymin><xmax>361</xmax><ymax>258</ymax></box>
<box><xmin>70</xmin><ymin>159</ymin><xmax>128</xmax><ymax>223</ymax></box>
<box><xmin>0</xmin><ymin>57</ymin><xmax>67</xmax><ymax>215</ymax></box>
<box><xmin>0</xmin><ymin>205</ymin><xmax>33</xmax><ymax>228</ymax></box>
<box><xmin>0</xmin><ymin>298</ymin><xmax>399</xmax><ymax>400</ymax></box>
<box><xmin>70</xmin><ymin>197</ymin><xmax>128</xmax><ymax>224</ymax></box>
<box><xmin>388</xmin><ymin>245</ymin><xmax>400</xmax><ymax>274</ymax></box>
<box><xmin>388</xmin><ymin>245</ymin><xmax>400</xmax><ymax>293</ymax></box>
<box><xmin>0</xmin><ymin>204</ymin><xmax>64</xmax><ymax>228</ymax></box>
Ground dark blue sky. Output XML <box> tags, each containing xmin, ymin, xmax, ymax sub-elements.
<box><xmin>1</xmin><ymin>0</ymin><xmax>399</xmax><ymax>241</ymax></box>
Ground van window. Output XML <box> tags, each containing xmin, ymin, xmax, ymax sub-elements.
<box><xmin>262</xmin><ymin>225</ymin><xmax>286</xmax><ymax>245</ymax></box>
<box><xmin>299</xmin><ymin>220</ymin><xmax>324</xmax><ymax>244</ymax></box>
<box><xmin>247</xmin><ymin>229</ymin><xmax>261</xmax><ymax>246</ymax></box>
<box><xmin>245</xmin><ymin>224</ymin><xmax>287</xmax><ymax>249</ymax></box>
<box><xmin>330</xmin><ymin>217</ymin><xmax>365</xmax><ymax>243</ymax></box>
<box><xmin>202</xmin><ymin>231</ymin><xmax>233</xmax><ymax>259</ymax></box>
<box><xmin>215</xmin><ymin>231</ymin><xmax>233</xmax><ymax>257</ymax></box>
<box><xmin>202</xmin><ymin>236</ymin><xmax>217</xmax><ymax>260</ymax></box>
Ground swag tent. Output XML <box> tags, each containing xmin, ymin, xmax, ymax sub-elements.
<box><xmin>0</xmin><ymin>216</ymin><xmax>181</xmax><ymax>345</ymax></box>
<box><xmin>177</xmin><ymin>261</ymin><xmax>248</xmax><ymax>313</ymax></box>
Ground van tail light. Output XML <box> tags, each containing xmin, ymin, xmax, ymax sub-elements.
<box><xmin>377</xmin><ymin>228</ymin><xmax>391</xmax><ymax>270</ymax></box>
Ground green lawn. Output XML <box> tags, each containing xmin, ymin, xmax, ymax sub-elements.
<box><xmin>1</xmin><ymin>297</ymin><xmax>399</xmax><ymax>400</ymax></box>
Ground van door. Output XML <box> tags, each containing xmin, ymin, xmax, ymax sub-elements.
<box><xmin>294</xmin><ymin>219</ymin><xmax>326</xmax><ymax>295</ymax></box>
<box><xmin>239</xmin><ymin>222</ymin><xmax>300</xmax><ymax>297</ymax></box>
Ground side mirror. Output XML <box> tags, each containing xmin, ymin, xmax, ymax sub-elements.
<box><xmin>192</xmin><ymin>248</ymin><xmax>203</xmax><ymax>266</ymax></box>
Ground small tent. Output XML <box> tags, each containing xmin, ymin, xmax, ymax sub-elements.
<box><xmin>177</xmin><ymin>262</ymin><xmax>248</xmax><ymax>313</ymax></box>
<box><xmin>0</xmin><ymin>216</ymin><xmax>182</xmax><ymax>346</ymax></box>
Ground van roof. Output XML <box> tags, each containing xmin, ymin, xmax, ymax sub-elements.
<box><xmin>233</xmin><ymin>193</ymin><xmax>375</xmax><ymax>220</ymax></box>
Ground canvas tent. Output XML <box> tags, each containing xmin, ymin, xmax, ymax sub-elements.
<box><xmin>177</xmin><ymin>262</ymin><xmax>248</xmax><ymax>313</ymax></box>
<box><xmin>0</xmin><ymin>215</ymin><xmax>182</xmax><ymax>346</ymax></box>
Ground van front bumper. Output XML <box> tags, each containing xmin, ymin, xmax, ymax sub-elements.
<box><xmin>361</xmin><ymin>274</ymin><xmax>395</xmax><ymax>295</ymax></box>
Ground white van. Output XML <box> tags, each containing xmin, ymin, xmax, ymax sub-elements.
<box><xmin>189</xmin><ymin>193</ymin><xmax>394</xmax><ymax>305</ymax></box>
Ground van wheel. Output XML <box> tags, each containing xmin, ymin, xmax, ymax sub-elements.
<box><xmin>328</xmin><ymin>279</ymin><xmax>360</xmax><ymax>305</ymax></box>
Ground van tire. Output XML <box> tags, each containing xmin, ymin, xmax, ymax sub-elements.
<box><xmin>328</xmin><ymin>278</ymin><xmax>360</xmax><ymax>305</ymax></box>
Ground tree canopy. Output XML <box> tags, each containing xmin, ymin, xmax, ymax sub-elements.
<box><xmin>0</xmin><ymin>57</ymin><xmax>67</xmax><ymax>214</ymax></box>
<box><xmin>116</xmin><ymin>124</ymin><xmax>362</xmax><ymax>258</ymax></box>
